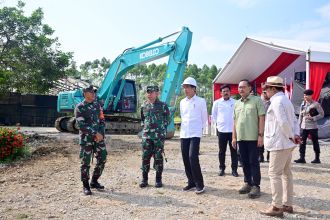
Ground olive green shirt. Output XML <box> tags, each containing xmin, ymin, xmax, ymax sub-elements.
<box><xmin>234</xmin><ymin>95</ymin><xmax>265</xmax><ymax>141</ymax></box>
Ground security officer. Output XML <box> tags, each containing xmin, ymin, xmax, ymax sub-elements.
<box><xmin>75</xmin><ymin>85</ymin><xmax>107</xmax><ymax>195</ymax></box>
<box><xmin>295</xmin><ymin>89</ymin><xmax>324</xmax><ymax>164</ymax></box>
<box><xmin>140</xmin><ymin>85</ymin><xmax>170</xmax><ymax>188</ymax></box>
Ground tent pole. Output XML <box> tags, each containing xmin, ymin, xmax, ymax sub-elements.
<box><xmin>306</xmin><ymin>50</ymin><xmax>310</xmax><ymax>89</ymax></box>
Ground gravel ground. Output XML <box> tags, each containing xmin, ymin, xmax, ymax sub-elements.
<box><xmin>0</xmin><ymin>128</ymin><xmax>329</xmax><ymax>219</ymax></box>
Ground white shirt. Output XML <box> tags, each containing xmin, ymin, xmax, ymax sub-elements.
<box><xmin>180</xmin><ymin>95</ymin><xmax>208</xmax><ymax>138</ymax></box>
<box><xmin>211</xmin><ymin>97</ymin><xmax>235</xmax><ymax>133</ymax></box>
<box><xmin>264</xmin><ymin>92</ymin><xmax>300</xmax><ymax>151</ymax></box>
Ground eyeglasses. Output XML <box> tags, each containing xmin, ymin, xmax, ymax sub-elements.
<box><xmin>147</xmin><ymin>90</ymin><xmax>154</xmax><ymax>94</ymax></box>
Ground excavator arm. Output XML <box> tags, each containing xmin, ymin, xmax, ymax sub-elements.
<box><xmin>99</xmin><ymin>27</ymin><xmax>192</xmax><ymax>112</ymax></box>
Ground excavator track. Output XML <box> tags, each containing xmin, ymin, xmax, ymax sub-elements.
<box><xmin>104</xmin><ymin>115</ymin><xmax>141</xmax><ymax>134</ymax></box>
<box><xmin>55</xmin><ymin>115</ymin><xmax>175</xmax><ymax>138</ymax></box>
<box><xmin>55</xmin><ymin>115</ymin><xmax>141</xmax><ymax>135</ymax></box>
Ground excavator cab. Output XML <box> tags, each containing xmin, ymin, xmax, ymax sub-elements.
<box><xmin>105</xmin><ymin>79</ymin><xmax>137</xmax><ymax>114</ymax></box>
<box><xmin>56</xmin><ymin>79</ymin><xmax>138</xmax><ymax>133</ymax></box>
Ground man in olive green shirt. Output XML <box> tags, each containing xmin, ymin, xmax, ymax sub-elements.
<box><xmin>232</xmin><ymin>79</ymin><xmax>265</xmax><ymax>199</ymax></box>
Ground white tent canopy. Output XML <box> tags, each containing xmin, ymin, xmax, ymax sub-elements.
<box><xmin>213</xmin><ymin>37</ymin><xmax>330</xmax><ymax>85</ymax></box>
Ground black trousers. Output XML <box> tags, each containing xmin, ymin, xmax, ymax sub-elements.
<box><xmin>299</xmin><ymin>129</ymin><xmax>320</xmax><ymax>158</ymax></box>
<box><xmin>181</xmin><ymin>137</ymin><xmax>204</xmax><ymax>188</ymax></box>
<box><xmin>238</xmin><ymin>141</ymin><xmax>261</xmax><ymax>187</ymax></box>
<box><xmin>217</xmin><ymin>131</ymin><xmax>238</xmax><ymax>171</ymax></box>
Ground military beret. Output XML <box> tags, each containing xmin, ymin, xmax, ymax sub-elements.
<box><xmin>146</xmin><ymin>85</ymin><xmax>159</xmax><ymax>92</ymax></box>
<box><xmin>304</xmin><ymin>89</ymin><xmax>314</xmax><ymax>96</ymax></box>
<box><xmin>83</xmin><ymin>85</ymin><xmax>95</xmax><ymax>93</ymax></box>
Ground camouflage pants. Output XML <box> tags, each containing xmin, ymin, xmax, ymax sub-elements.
<box><xmin>80</xmin><ymin>140</ymin><xmax>107</xmax><ymax>182</ymax></box>
<box><xmin>141</xmin><ymin>138</ymin><xmax>164</xmax><ymax>173</ymax></box>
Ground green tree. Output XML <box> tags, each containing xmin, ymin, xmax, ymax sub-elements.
<box><xmin>0</xmin><ymin>1</ymin><xmax>73</xmax><ymax>94</ymax></box>
<box><xmin>79</xmin><ymin>57</ymin><xmax>110</xmax><ymax>86</ymax></box>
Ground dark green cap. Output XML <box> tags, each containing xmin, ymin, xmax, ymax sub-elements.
<box><xmin>146</xmin><ymin>85</ymin><xmax>159</xmax><ymax>92</ymax></box>
<box><xmin>83</xmin><ymin>85</ymin><xmax>95</xmax><ymax>93</ymax></box>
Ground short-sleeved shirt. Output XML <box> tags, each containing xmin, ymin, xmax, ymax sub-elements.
<box><xmin>234</xmin><ymin>95</ymin><xmax>265</xmax><ymax>141</ymax></box>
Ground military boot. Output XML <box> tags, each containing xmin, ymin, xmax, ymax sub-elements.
<box><xmin>294</xmin><ymin>152</ymin><xmax>306</xmax><ymax>163</ymax></box>
<box><xmin>311</xmin><ymin>153</ymin><xmax>321</xmax><ymax>163</ymax></box>
<box><xmin>90</xmin><ymin>177</ymin><xmax>105</xmax><ymax>190</ymax></box>
<box><xmin>139</xmin><ymin>172</ymin><xmax>148</xmax><ymax>188</ymax></box>
<box><xmin>155</xmin><ymin>171</ymin><xmax>163</xmax><ymax>188</ymax></box>
<box><xmin>294</xmin><ymin>158</ymin><xmax>306</xmax><ymax>163</ymax></box>
<box><xmin>83</xmin><ymin>181</ymin><xmax>92</xmax><ymax>195</ymax></box>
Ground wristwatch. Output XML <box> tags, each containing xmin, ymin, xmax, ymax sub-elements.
<box><xmin>258</xmin><ymin>133</ymin><xmax>263</xmax><ymax>137</ymax></box>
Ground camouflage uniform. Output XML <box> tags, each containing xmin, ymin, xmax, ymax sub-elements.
<box><xmin>75</xmin><ymin>99</ymin><xmax>107</xmax><ymax>183</ymax></box>
<box><xmin>140</xmin><ymin>86</ymin><xmax>170</xmax><ymax>187</ymax></box>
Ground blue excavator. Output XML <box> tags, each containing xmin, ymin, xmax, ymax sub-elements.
<box><xmin>55</xmin><ymin>27</ymin><xmax>192</xmax><ymax>138</ymax></box>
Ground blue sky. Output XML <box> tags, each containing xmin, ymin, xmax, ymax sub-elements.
<box><xmin>3</xmin><ymin>0</ymin><xmax>330</xmax><ymax>69</ymax></box>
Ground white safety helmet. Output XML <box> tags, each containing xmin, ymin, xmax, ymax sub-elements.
<box><xmin>181</xmin><ymin>77</ymin><xmax>197</xmax><ymax>87</ymax></box>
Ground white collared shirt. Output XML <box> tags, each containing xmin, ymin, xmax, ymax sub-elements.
<box><xmin>264</xmin><ymin>92</ymin><xmax>300</xmax><ymax>151</ymax></box>
<box><xmin>180</xmin><ymin>95</ymin><xmax>208</xmax><ymax>138</ymax></box>
<box><xmin>211</xmin><ymin>97</ymin><xmax>235</xmax><ymax>133</ymax></box>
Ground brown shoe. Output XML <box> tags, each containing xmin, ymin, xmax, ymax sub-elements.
<box><xmin>260</xmin><ymin>206</ymin><xmax>283</xmax><ymax>218</ymax></box>
<box><xmin>282</xmin><ymin>205</ymin><xmax>293</xmax><ymax>213</ymax></box>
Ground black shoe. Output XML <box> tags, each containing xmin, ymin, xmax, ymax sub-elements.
<box><xmin>83</xmin><ymin>181</ymin><xmax>92</xmax><ymax>195</ymax></box>
<box><xmin>248</xmin><ymin>186</ymin><xmax>261</xmax><ymax>199</ymax></box>
<box><xmin>139</xmin><ymin>180</ymin><xmax>148</xmax><ymax>188</ymax></box>
<box><xmin>90</xmin><ymin>180</ymin><xmax>105</xmax><ymax>190</ymax></box>
<box><xmin>195</xmin><ymin>186</ymin><xmax>205</xmax><ymax>194</ymax></box>
<box><xmin>311</xmin><ymin>158</ymin><xmax>321</xmax><ymax>164</ymax></box>
<box><xmin>238</xmin><ymin>183</ymin><xmax>252</xmax><ymax>194</ymax></box>
<box><xmin>294</xmin><ymin>158</ymin><xmax>306</xmax><ymax>163</ymax></box>
<box><xmin>183</xmin><ymin>184</ymin><xmax>196</xmax><ymax>191</ymax></box>
<box><xmin>155</xmin><ymin>180</ymin><xmax>163</xmax><ymax>188</ymax></box>
<box><xmin>83</xmin><ymin>186</ymin><xmax>92</xmax><ymax>195</ymax></box>
<box><xmin>232</xmin><ymin>170</ymin><xmax>239</xmax><ymax>177</ymax></box>
<box><xmin>219</xmin><ymin>170</ymin><xmax>225</xmax><ymax>176</ymax></box>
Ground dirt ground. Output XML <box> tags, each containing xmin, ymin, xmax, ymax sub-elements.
<box><xmin>0</xmin><ymin>129</ymin><xmax>330</xmax><ymax>220</ymax></box>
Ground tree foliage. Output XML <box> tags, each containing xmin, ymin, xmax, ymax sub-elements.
<box><xmin>79</xmin><ymin>61</ymin><xmax>220</xmax><ymax>116</ymax></box>
<box><xmin>79</xmin><ymin>57</ymin><xmax>110</xmax><ymax>86</ymax></box>
<box><xmin>0</xmin><ymin>1</ymin><xmax>73</xmax><ymax>94</ymax></box>
<box><xmin>125</xmin><ymin>63</ymin><xmax>220</xmax><ymax>117</ymax></box>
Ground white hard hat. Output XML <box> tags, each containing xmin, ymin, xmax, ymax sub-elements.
<box><xmin>182</xmin><ymin>77</ymin><xmax>197</xmax><ymax>87</ymax></box>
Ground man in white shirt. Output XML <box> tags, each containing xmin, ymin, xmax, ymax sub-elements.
<box><xmin>260</xmin><ymin>76</ymin><xmax>300</xmax><ymax>218</ymax></box>
<box><xmin>180</xmin><ymin>77</ymin><xmax>208</xmax><ymax>194</ymax></box>
<box><xmin>211</xmin><ymin>84</ymin><xmax>238</xmax><ymax>177</ymax></box>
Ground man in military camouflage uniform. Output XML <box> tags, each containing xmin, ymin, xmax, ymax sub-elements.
<box><xmin>140</xmin><ymin>85</ymin><xmax>170</xmax><ymax>188</ymax></box>
<box><xmin>75</xmin><ymin>85</ymin><xmax>107</xmax><ymax>195</ymax></box>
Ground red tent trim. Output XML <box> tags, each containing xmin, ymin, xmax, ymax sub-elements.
<box><xmin>310</xmin><ymin>62</ymin><xmax>330</xmax><ymax>100</ymax></box>
<box><xmin>253</xmin><ymin>52</ymin><xmax>300</xmax><ymax>85</ymax></box>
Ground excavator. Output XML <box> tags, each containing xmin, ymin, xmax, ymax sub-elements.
<box><xmin>55</xmin><ymin>27</ymin><xmax>192</xmax><ymax>139</ymax></box>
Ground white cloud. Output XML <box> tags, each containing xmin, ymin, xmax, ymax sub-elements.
<box><xmin>316</xmin><ymin>2</ymin><xmax>330</xmax><ymax>20</ymax></box>
<box><xmin>228</xmin><ymin>0</ymin><xmax>259</xmax><ymax>8</ymax></box>
<box><xmin>252</xmin><ymin>20</ymin><xmax>330</xmax><ymax>43</ymax></box>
